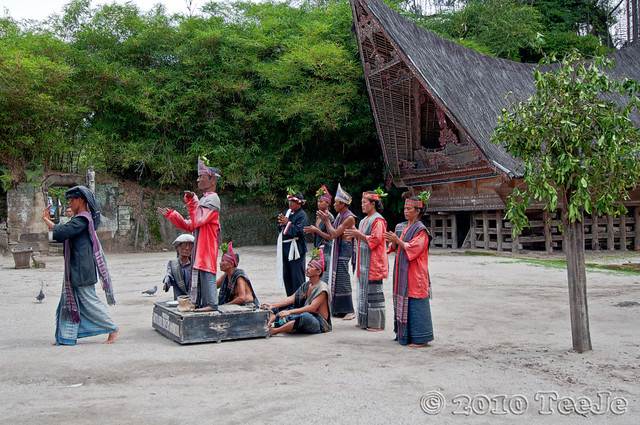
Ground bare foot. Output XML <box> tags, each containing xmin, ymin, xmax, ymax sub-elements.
<box><xmin>409</xmin><ymin>342</ymin><xmax>429</xmax><ymax>348</ymax></box>
<box><xmin>194</xmin><ymin>306</ymin><xmax>216</xmax><ymax>312</ymax></box>
<box><xmin>366</xmin><ymin>328</ymin><xmax>384</xmax><ymax>332</ymax></box>
<box><xmin>103</xmin><ymin>329</ymin><xmax>119</xmax><ymax>344</ymax></box>
<box><xmin>343</xmin><ymin>312</ymin><xmax>356</xmax><ymax>321</ymax></box>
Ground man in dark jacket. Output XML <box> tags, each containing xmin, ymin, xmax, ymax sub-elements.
<box><xmin>42</xmin><ymin>185</ymin><xmax>118</xmax><ymax>345</ymax></box>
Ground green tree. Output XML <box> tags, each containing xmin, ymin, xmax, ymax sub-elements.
<box><xmin>492</xmin><ymin>51</ymin><xmax>640</xmax><ymax>352</ymax></box>
<box><xmin>0</xmin><ymin>17</ymin><xmax>88</xmax><ymax>182</ymax></box>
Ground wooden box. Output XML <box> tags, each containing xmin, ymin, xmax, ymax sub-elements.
<box><xmin>152</xmin><ymin>302</ymin><xmax>270</xmax><ymax>344</ymax></box>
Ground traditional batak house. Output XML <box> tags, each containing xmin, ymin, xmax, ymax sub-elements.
<box><xmin>351</xmin><ymin>0</ymin><xmax>640</xmax><ymax>252</ymax></box>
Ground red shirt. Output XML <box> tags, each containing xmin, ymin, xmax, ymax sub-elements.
<box><xmin>358</xmin><ymin>216</ymin><xmax>388</xmax><ymax>281</ymax></box>
<box><xmin>391</xmin><ymin>227</ymin><xmax>429</xmax><ymax>298</ymax></box>
<box><xmin>165</xmin><ymin>192</ymin><xmax>220</xmax><ymax>274</ymax></box>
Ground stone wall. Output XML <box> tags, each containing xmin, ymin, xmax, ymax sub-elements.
<box><xmin>0</xmin><ymin>173</ymin><xmax>286</xmax><ymax>255</ymax></box>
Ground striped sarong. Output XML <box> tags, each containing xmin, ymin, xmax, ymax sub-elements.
<box><xmin>331</xmin><ymin>240</ymin><xmax>354</xmax><ymax>315</ymax></box>
<box><xmin>356</xmin><ymin>212</ymin><xmax>386</xmax><ymax>329</ymax></box>
<box><xmin>55</xmin><ymin>285</ymin><xmax>118</xmax><ymax>345</ymax></box>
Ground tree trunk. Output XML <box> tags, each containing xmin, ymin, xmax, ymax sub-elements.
<box><xmin>564</xmin><ymin>218</ymin><xmax>592</xmax><ymax>352</ymax></box>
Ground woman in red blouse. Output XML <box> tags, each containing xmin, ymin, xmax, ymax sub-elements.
<box><xmin>384</xmin><ymin>195</ymin><xmax>433</xmax><ymax>347</ymax></box>
<box><xmin>345</xmin><ymin>191</ymin><xmax>388</xmax><ymax>331</ymax></box>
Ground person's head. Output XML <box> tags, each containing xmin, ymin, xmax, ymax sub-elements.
<box><xmin>362</xmin><ymin>191</ymin><xmax>384</xmax><ymax>215</ymax></box>
<box><xmin>65</xmin><ymin>206</ymin><xmax>74</xmax><ymax>217</ymax></box>
<box><xmin>64</xmin><ymin>185</ymin><xmax>101</xmax><ymax>229</ymax></box>
<box><xmin>66</xmin><ymin>196</ymin><xmax>86</xmax><ymax>213</ymax></box>
<box><xmin>197</xmin><ymin>157</ymin><xmax>220</xmax><ymax>192</ymax></box>
<box><xmin>316</xmin><ymin>185</ymin><xmax>331</xmax><ymax>211</ymax></box>
<box><xmin>403</xmin><ymin>197</ymin><xmax>426</xmax><ymax>221</ymax></box>
<box><xmin>172</xmin><ymin>234</ymin><xmax>194</xmax><ymax>259</ymax></box>
<box><xmin>286</xmin><ymin>191</ymin><xmax>306</xmax><ymax>211</ymax></box>
<box><xmin>220</xmin><ymin>242</ymin><xmax>239</xmax><ymax>273</ymax></box>
<box><xmin>307</xmin><ymin>248</ymin><xmax>325</xmax><ymax>279</ymax></box>
<box><xmin>334</xmin><ymin>184</ymin><xmax>352</xmax><ymax>213</ymax></box>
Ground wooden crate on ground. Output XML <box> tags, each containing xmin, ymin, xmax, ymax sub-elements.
<box><xmin>152</xmin><ymin>302</ymin><xmax>270</xmax><ymax>344</ymax></box>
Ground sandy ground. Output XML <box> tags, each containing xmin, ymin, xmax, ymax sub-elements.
<box><xmin>1</xmin><ymin>246</ymin><xmax>639</xmax><ymax>424</ymax></box>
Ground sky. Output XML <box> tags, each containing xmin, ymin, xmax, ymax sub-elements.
<box><xmin>0</xmin><ymin>0</ymin><xmax>203</xmax><ymax>22</ymax></box>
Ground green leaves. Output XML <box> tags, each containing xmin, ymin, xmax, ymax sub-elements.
<box><xmin>492</xmin><ymin>50</ymin><xmax>640</xmax><ymax>234</ymax></box>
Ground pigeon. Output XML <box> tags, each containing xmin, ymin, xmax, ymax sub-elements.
<box><xmin>142</xmin><ymin>285</ymin><xmax>158</xmax><ymax>296</ymax></box>
<box><xmin>36</xmin><ymin>289</ymin><xmax>45</xmax><ymax>303</ymax></box>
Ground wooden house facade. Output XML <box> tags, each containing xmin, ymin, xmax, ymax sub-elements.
<box><xmin>351</xmin><ymin>0</ymin><xmax>640</xmax><ymax>252</ymax></box>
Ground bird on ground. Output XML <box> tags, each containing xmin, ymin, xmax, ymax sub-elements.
<box><xmin>142</xmin><ymin>285</ymin><xmax>158</xmax><ymax>296</ymax></box>
<box><xmin>36</xmin><ymin>282</ymin><xmax>45</xmax><ymax>303</ymax></box>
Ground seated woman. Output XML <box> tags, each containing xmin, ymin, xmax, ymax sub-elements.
<box><xmin>262</xmin><ymin>249</ymin><xmax>332</xmax><ymax>336</ymax></box>
<box><xmin>217</xmin><ymin>242</ymin><xmax>259</xmax><ymax>307</ymax></box>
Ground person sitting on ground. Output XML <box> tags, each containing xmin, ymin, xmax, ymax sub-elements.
<box><xmin>217</xmin><ymin>242</ymin><xmax>259</xmax><ymax>307</ymax></box>
<box><xmin>263</xmin><ymin>249</ymin><xmax>332</xmax><ymax>336</ymax></box>
<box><xmin>162</xmin><ymin>234</ymin><xmax>194</xmax><ymax>300</ymax></box>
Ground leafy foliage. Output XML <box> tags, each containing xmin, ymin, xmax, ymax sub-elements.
<box><xmin>492</xmin><ymin>50</ymin><xmax>640</xmax><ymax>234</ymax></box>
<box><xmin>1</xmin><ymin>0</ymin><xmax>382</xmax><ymax>207</ymax></box>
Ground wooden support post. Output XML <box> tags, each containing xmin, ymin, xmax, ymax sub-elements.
<box><xmin>470</xmin><ymin>213</ymin><xmax>476</xmax><ymax>249</ymax></box>
<box><xmin>482</xmin><ymin>211</ymin><xmax>489</xmax><ymax>250</ymax></box>
<box><xmin>607</xmin><ymin>215</ymin><xmax>615</xmax><ymax>250</ymax></box>
<box><xmin>496</xmin><ymin>210</ymin><xmax>503</xmax><ymax>252</ymax></box>
<box><xmin>430</xmin><ymin>215</ymin><xmax>436</xmax><ymax>247</ymax></box>
<box><xmin>591</xmin><ymin>212</ymin><xmax>599</xmax><ymax>251</ymax></box>
<box><xmin>543</xmin><ymin>209</ymin><xmax>552</xmax><ymax>253</ymax></box>
<box><xmin>442</xmin><ymin>215</ymin><xmax>449</xmax><ymax>248</ymax></box>
<box><xmin>635</xmin><ymin>207</ymin><xmax>640</xmax><ymax>251</ymax></box>
<box><xmin>451</xmin><ymin>213</ymin><xmax>458</xmax><ymax>249</ymax></box>
<box><xmin>620</xmin><ymin>214</ymin><xmax>628</xmax><ymax>251</ymax></box>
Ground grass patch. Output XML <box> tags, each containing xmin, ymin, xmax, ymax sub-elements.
<box><xmin>462</xmin><ymin>251</ymin><xmax>640</xmax><ymax>275</ymax></box>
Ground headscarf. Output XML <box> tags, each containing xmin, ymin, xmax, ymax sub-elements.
<box><xmin>362</xmin><ymin>191</ymin><xmax>381</xmax><ymax>202</ymax></box>
<box><xmin>286</xmin><ymin>191</ymin><xmax>306</xmax><ymax>205</ymax></box>
<box><xmin>316</xmin><ymin>185</ymin><xmax>332</xmax><ymax>204</ymax></box>
<box><xmin>65</xmin><ymin>186</ymin><xmax>100</xmax><ymax>230</ymax></box>
<box><xmin>335</xmin><ymin>183</ymin><xmax>352</xmax><ymax>205</ymax></box>
<box><xmin>309</xmin><ymin>248</ymin><xmax>325</xmax><ymax>274</ymax></box>
<box><xmin>221</xmin><ymin>241</ymin><xmax>239</xmax><ymax>267</ymax></box>
<box><xmin>197</xmin><ymin>157</ymin><xmax>221</xmax><ymax>179</ymax></box>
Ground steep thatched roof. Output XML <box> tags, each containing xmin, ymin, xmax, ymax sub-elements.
<box><xmin>353</xmin><ymin>0</ymin><xmax>640</xmax><ymax>181</ymax></box>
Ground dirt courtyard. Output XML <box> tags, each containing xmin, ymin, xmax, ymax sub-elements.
<box><xmin>1</xmin><ymin>246</ymin><xmax>639</xmax><ymax>424</ymax></box>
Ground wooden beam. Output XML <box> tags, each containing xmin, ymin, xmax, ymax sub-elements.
<box><xmin>451</xmin><ymin>213</ymin><xmax>458</xmax><ymax>249</ymax></box>
<box><xmin>470</xmin><ymin>213</ymin><xmax>476</xmax><ymax>249</ymax></box>
<box><xmin>496</xmin><ymin>210</ymin><xmax>503</xmax><ymax>252</ymax></box>
<box><xmin>482</xmin><ymin>211</ymin><xmax>489</xmax><ymax>250</ymax></box>
<box><xmin>636</xmin><ymin>207</ymin><xmax>640</xmax><ymax>251</ymax></box>
<box><xmin>591</xmin><ymin>212</ymin><xmax>599</xmax><ymax>251</ymax></box>
<box><xmin>607</xmin><ymin>214</ymin><xmax>615</xmax><ymax>250</ymax></box>
<box><xmin>620</xmin><ymin>213</ymin><xmax>628</xmax><ymax>251</ymax></box>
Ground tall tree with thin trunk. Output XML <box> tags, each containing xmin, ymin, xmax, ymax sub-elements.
<box><xmin>492</xmin><ymin>50</ymin><xmax>640</xmax><ymax>352</ymax></box>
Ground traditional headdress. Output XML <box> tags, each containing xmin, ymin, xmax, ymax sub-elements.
<box><xmin>172</xmin><ymin>234</ymin><xmax>194</xmax><ymax>247</ymax></box>
<box><xmin>363</xmin><ymin>187</ymin><xmax>387</xmax><ymax>202</ymax></box>
<box><xmin>405</xmin><ymin>191</ymin><xmax>431</xmax><ymax>209</ymax></box>
<box><xmin>335</xmin><ymin>183</ymin><xmax>352</xmax><ymax>205</ymax></box>
<box><xmin>286</xmin><ymin>187</ymin><xmax>306</xmax><ymax>205</ymax></box>
<box><xmin>197</xmin><ymin>156</ymin><xmax>221</xmax><ymax>179</ymax></box>
<box><xmin>308</xmin><ymin>247</ymin><xmax>325</xmax><ymax>274</ymax></box>
<box><xmin>65</xmin><ymin>185</ymin><xmax>101</xmax><ymax>230</ymax></box>
<box><xmin>316</xmin><ymin>185</ymin><xmax>331</xmax><ymax>204</ymax></box>
<box><xmin>221</xmin><ymin>242</ymin><xmax>239</xmax><ymax>267</ymax></box>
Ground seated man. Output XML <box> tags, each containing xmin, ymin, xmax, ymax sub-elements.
<box><xmin>162</xmin><ymin>234</ymin><xmax>194</xmax><ymax>300</ymax></box>
<box><xmin>217</xmin><ymin>242</ymin><xmax>259</xmax><ymax>307</ymax></box>
<box><xmin>262</xmin><ymin>249</ymin><xmax>332</xmax><ymax>336</ymax></box>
